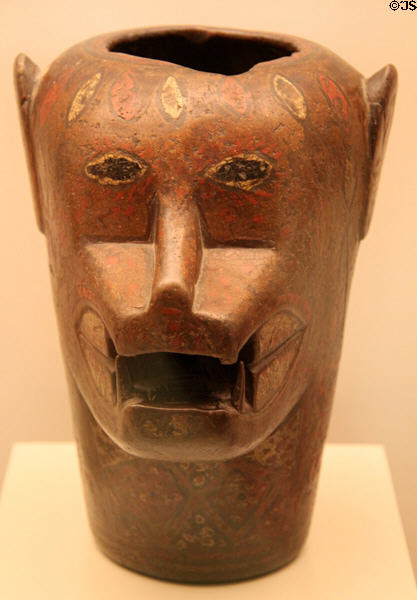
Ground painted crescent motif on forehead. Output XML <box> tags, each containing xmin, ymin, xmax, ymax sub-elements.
<box><xmin>220</xmin><ymin>78</ymin><xmax>249</xmax><ymax>115</ymax></box>
<box><xmin>159</xmin><ymin>76</ymin><xmax>185</xmax><ymax>121</ymax></box>
<box><xmin>317</xmin><ymin>72</ymin><xmax>349</xmax><ymax>127</ymax></box>
<box><xmin>68</xmin><ymin>72</ymin><xmax>102</xmax><ymax>123</ymax></box>
<box><xmin>272</xmin><ymin>75</ymin><xmax>307</xmax><ymax>121</ymax></box>
<box><xmin>110</xmin><ymin>72</ymin><xmax>139</xmax><ymax>120</ymax></box>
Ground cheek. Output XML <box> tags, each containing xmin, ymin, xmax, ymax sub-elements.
<box><xmin>198</xmin><ymin>182</ymin><xmax>282</xmax><ymax>244</ymax></box>
<box><xmin>64</xmin><ymin>177</ymin><xmax>154</xmax><ymax>241</ymax></box>
<box><xmin>81</xmin><ymin>242</ymin><xmax>155</xmax><ymax>315</ymax></box>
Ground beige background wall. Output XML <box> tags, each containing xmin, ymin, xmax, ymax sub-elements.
<box><xmin>1</xmin><ymin>0</ymin><xmax>416</xmax><ymax>580</ymax></box>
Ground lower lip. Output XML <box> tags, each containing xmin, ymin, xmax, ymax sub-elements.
<box><xmin>118</xmin><ymin>399</ymin><xmax>248</xmax><ymax>462</ymax></box>
<box><xmin>121</xmin><ymin>396</ymin><xmax>237</xmax><ymax>413</ymax></box>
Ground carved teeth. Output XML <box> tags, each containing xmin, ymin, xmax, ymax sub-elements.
<box><xmin>231</xmin><ymin>361</ymin><xmax>245</xmax><ymax>412</ymax></box>
<box><xmin>115</xmin><ymin>354</ymin><xmax>131</xmax><ymax>406</ymax></box>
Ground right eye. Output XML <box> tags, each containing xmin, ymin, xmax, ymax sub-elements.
<box><xmin>85</xmin><ymin>152</ymin><xmax>147</xmax><ymax>185</ymax></box>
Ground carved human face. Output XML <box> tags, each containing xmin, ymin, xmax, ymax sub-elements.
<box><xmin>31</xmin><ymin>31</ymin><xmax>370</xmax><ymax>461</ymax></box>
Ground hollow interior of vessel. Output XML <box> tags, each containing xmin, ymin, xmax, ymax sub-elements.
<box><xmin>110</xmin><ymin>31</ymin><xmax>295</xmax><ymax>75</ymax></box>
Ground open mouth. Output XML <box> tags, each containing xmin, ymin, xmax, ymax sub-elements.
<box><xmin>116</xmin><ymin>352</ymin><xmax>245</xmax><ymax>411</ymax></box>
<box><xmin>77</xmin><ymin>309</ymin><xmax>306</xmax><ymax>414</ymax></box>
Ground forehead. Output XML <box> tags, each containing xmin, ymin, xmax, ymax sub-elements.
<box><xmin>34</xmin><ymin>45</ymin><xmax>367</xmax><ymax>205</ymax></box>
<box><xmin>33</xmin><ymin>45</ymin><xmax>368</xmax><ymax>252</ymax></box>
<box><xmin>49</xmin><ymin>70</ymin><xmax>306</xmax><ymax>163</ymax></box>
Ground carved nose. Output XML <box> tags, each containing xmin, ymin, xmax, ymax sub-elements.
<box><xmin>150</xmin><ymin>196</ymin><xmax>203</xmax><ymax>311</ymax></box>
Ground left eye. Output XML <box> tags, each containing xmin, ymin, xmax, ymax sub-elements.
<box><xmin>85</xmin><ymin>152</ymin><xmax>147</xmax><ymax>185</ymax></box>
<box><xmin>205</xmin><ymin>154</ymin><xmax>272</xmax><ymax>190</ymax></box>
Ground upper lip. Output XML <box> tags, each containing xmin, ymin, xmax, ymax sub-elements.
<box><xmin>78</xmin><ymin>308</ymin><xmax>306</xmax><ymax>414</ymax></box>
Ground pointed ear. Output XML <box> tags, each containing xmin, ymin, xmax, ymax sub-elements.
<box><xmin>14</xmin><ymin>53</ymin><xmax>44</xmax><ymax>232</ymax></box>
<box><xmin>360</xmin><ymin>64</ymin><xmax>397</xmax><ymax>239</ymax></box>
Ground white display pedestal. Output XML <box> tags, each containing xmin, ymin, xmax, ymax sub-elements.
<box><xmin>1</xmin><ymin>443</ymin><xmax>416</xmax><ymax>599</ymax></box>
